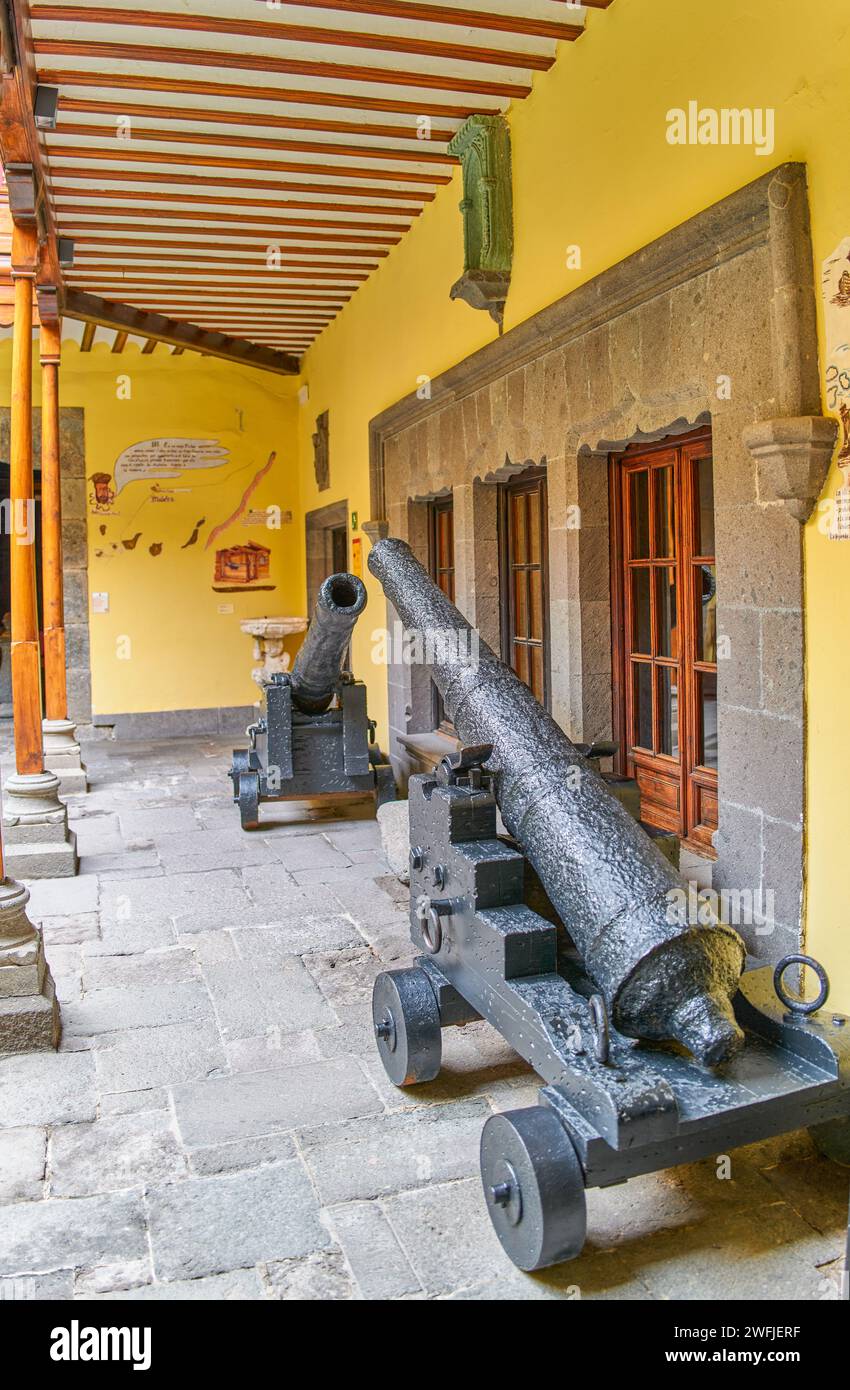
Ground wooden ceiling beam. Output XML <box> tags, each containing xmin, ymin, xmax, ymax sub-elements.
<box><xmin>47</xmin><ymin>143</ymin><xmax>451</xmax><ymax>186</ymax></box>
<box><xmin>53</xmin><ymin>200</ymin><xmax>408</xmax><ymax>230</ymax></box>
<box><xmin>56</xmin><ymin>96</ymin><xmax>458</xmax><ymax>144</ymax></box>
<box><xmin>126</xmin><ymin>306</ymin><xmax>336</xmax><ymax>317</ymax></box>
<box><xmin>64</xmin><ymin>226</ymin><xmax>400</xmax><ymax>251</ymax></box>
<box><xmin>30</xmin><ymin>7</ymin><xmax>556</xmax><ymax>71</ymax></box>
<box><xmin>79</xmin><ymin>320</ymin><xmax>96</xmax><ymax>351</ymax></box>
<box><xmin>52</xmin><ymin>197</ymin><xmax>412</xmax><ymax>227</ymax></box>
<box><xmin>71</xmin><ymin>255</ymin><xmax>371</xmax><ymax>280</ymax></box>
<box><xmin>245</xmin><ymin>0</ymin><xmax>586</xmax><ymax>41</ymax></box>
<box><xmin>38</xmin><ymin>67</ymin><xmax>483</xmax><ymax>119</ymax></box>
<box><xmin>54</xmin><ymin>120</ymin><xmax>458</xmax><ymax>166</ymax></box>
<box><xmin>111</xmin><ymin>330</ymin><xmax>127</xmax><ymax>352</ymax></box>
<box><xmin>98</xmin><ymin>311</ymin><xmax>345</xmax><ymax>323</ymax></box>
<box><xmin>71</xmin><ymin>245</ymin><xmax>383</xmax><ymax>270</ymax></box>
<box><xmin>50</xmin><ymin>168</ymin><xmax>431</xmax><ymax>203</ymax></box>
<box><xmin>72</xmin><ymin>287</ymin><xmax>352</xmax><ymax>302</ymax></box>
<box><xmin>33</xmin><ymin>40</ymin><xmax>531</xmax><ymax>99</ymax></box>
<box><xmin>61</xmin><ymin>209</ymin><xmax>404</xmax><ymax>232</ymax></box>
<box><xmin>68</xmin><ymin>239</ymin><xmax>388</xmax><ymax>266</ymax></box>
<box><xmin>64</xmin><ymin>288</ymin><xmax>301</xmax><ymax>373</ymax></box>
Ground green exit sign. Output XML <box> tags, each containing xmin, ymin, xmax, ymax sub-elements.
<box><xmin>351</xmin><ymin>511</ymin><xmax>359</xmax><ymax>531</ymax></box>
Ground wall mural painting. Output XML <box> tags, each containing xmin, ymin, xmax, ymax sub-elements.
<box><xmin>213</xmin><ymin>542</ymin><xmax>273</xmax><ymax>593</ymax></box>
<box><xmin>88</xmin><ymin>440</ymin><xmax>279</xmax><ymax>592</ymax></box>
<box><xmin>88</xmin><ymin>472</ymin><xmax>116</xmax><ymax>513</ymax></box>
<box><xmin>823</xmin><ymin>240</ymin><xmax>850</xmax><ymax>540</ymax></box>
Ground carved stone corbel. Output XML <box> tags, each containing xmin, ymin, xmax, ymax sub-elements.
<box><xmin>363</xmin><ymin>518</ymin><xmax>390</xmax><ymax>545</ymax></box>
<box><xmin>742</xmin><ymin>415</ymin><xmax>839</xmax><ymax>522</ymax></box>
<box><xmin>448</xmin><ymin>115</ymin><xmax>514</xmax><ymax>328</ymax></box>
<box><xmin>312</xmin><ymin>410</ymin><xmax>330</xmax><ymax>492</ymax></box>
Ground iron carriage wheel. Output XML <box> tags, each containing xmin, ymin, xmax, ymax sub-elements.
<box><xmin>479</xmin><ymin>1106</ymin><xmax>588</xmax><ymax>1271</ymax></box>
<box><xmin>371</xmin><ymin>967</ymin><xmax>442</xmax><ymax>1086</ymax></box>
<box><xmin>229</xmin><ymin>748</ymin><xmax>251</xmax><ymax>795</ymax></box>
<box><xmin>237</xmin><ymin>769</ymin><xmax>261</xmax><ymax>831</ymax></box>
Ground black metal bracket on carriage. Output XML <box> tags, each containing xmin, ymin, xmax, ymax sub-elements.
<box><xmin>371</xmin><ymin>743</ymin><xmax>850</xmax><ymax>1277</ymax></box>
<box><xmin>229</xmin><ymin>672</ymin><xmax>395</xmax><ymax>828</ymax></box>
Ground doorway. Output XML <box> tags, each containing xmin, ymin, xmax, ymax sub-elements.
<box><xmin>611</xmin><ymin>428</ymin><xmax>717</xmax><ymax>853</ymax></box>
<box><xmin>330</xmin><ymin>523</ymin><xmax>348</xmax><ymax>576</ymax></box>
<box><xmin>305</xmin><ymin>499</ymin><xmax>349</xmax><ymax>616</ymax></box>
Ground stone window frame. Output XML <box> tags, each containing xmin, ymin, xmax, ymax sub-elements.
<box><xmin>364</xmin><ymin>164</ymin><xmax>838</xmax><ymax>965</ymax></box>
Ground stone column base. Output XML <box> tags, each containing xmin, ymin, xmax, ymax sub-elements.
<box><xmin>42</xmin><ymin>718</ymin><xmax>89</xmax><ymax>795</ymax></box>
<box><xmin>0</xmin><ymin>878</ymin><xmax>60</xmax><ymax>1054</ymax></box>
<box><xmin>2</xmin><ymin>771</ymin><xmax>78</xmax><ymax>879</ymax></box>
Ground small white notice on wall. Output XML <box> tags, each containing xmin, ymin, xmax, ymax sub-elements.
<box><xmin>217</xmin><ymin>603</ymin><xmax>235</xmax><ymax>615</ymax></box>
<box><xmin>829</xmin><ymin>487</ymin><xmax>850</xmax><ymax>540</ymax></box>
<box><xmin>91</xmin><ymin>592</ymin><xmax>109</xmax><ymax>614</ymax></box>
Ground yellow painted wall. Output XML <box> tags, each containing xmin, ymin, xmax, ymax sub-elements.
<box><xmin>294</xmin><ymin>0</ymin><xmax>850</xmax><ymax>1004</ymax></box>
<box><xmin>0</xmin><ymin>339</ymin><xmax>303</xmax><ymax>716</ymax></box>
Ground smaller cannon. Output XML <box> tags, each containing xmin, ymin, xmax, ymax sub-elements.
<box><xmin>229</xmin><ymin>572</ymin><xmax>394</xmax><ymax>827</ymax></box>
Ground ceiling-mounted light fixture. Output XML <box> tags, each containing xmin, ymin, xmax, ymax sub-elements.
<box><xmin>34</xmin><ymin>85</ymin><xmax>59</xmax><ymax>131</ymax></box>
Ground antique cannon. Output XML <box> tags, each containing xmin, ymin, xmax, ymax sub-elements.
<box><xmin>229</xmin><ymin>572</ymin><xmax>394</xmax><ymax>827</ymax></box>
<box><xmin>368</xmin><ymin>539</ymin><xmax>850</xmax><ymax>1273</ymax></box>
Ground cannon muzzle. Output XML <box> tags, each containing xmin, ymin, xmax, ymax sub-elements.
<box><xmin>368</xmin><ymin>537</ymin><xmax>746</xmax><ymax>1067</ymax></box>
<box><xmin>290</xmin><ymin>572</ymin><xmax>367</xmax><ymax>714</ymax></box>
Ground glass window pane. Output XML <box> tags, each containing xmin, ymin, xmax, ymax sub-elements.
<box><xmin>632</xmin><ymin>662</ymin><xmax>653</xmax><ymax>750</ymax></box>
<box><xmin>657</xmin><ymin>667</ymin><xmax>680</xmax><ymax>759</ymax></box>
<box><xmin>695</xmin><ymin>455</ymin><xmax>715</xmax><ymax>556</ymax></box>
<box><xmin>514</xmin><ymin>569</ymin><xmax>529</xmax><ymax>638</ymax></box>
<box><xmin>529</xmin><ymin>567</ymin><xmax>543</xmax><ymax>642</ymax></box>
<box><xmin>655</xmin><ymin>567</ymin><xmax>679</xmax><ymax>659</ymax></box>
<box><xmin>699</xmin><ymin>670</ymin><xmax>718</xmax><ymax>769</ymax></box>
<box><xmin>530</xmin><ymin>645</ymin><xmax>545</xmax><ymax>703</ymax></box>
<box><xmin>629</xmin><ymin>471</ymin><xmax>650</xmax><ymax>558</ymax></box>
<box><xmin>512</xmin><ymin>493</ymin><xmax>527</xmax><ymax>562</ymax></box>
<box><xmin>438</xmin><ymin>510</ymin><xmax>451</xmax><ymax>570</ymax></box>
<box><xmin>630</xmin><ymin>568</ymin><xmax>651</xmax><ymax>653</ymax></box>
<box><xmin>513</xmin><ymin>643</ymin><xmax>529</xmax><ymax>687</ymax></box>
<box><xmin>696</xmin><ymin>564</ymin><xmax>717</xmax><ymax>662</ymax></box>
<box><xmin>528</xmin><ymin>488</ymin><xmax>541</xmax><ymax>564</ymax></box>
<box><xmin>654</xmin><ymin>465</ymin><xmax>675</xmax><ymax>558</ymax></box>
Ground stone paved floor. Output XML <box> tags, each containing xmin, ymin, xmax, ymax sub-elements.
<box><xmin>0</xmin><ymin>734</ymin><xmax>847</xmax><ymax>1301</ymax></box>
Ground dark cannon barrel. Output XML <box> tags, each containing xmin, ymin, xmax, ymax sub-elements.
<box><xmin>290</xmin><ymin>572</ymin><xmax>367</xmax><ymax>714</ymax></box>
<box><xmin>368</xmin><ymin>537</ymin><xmax>746</xmax><ymax>1067</ymax></box>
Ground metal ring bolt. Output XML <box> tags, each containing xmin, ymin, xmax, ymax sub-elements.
<box><xmin>773</xmin><ymin>954</ymin><xmax>830</xmax><ymax>1015</ymax></box>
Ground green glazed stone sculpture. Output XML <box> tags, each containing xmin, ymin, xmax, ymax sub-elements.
<box><xmin>448</xmin><ymin>114</ymin><xmax>514</xmax><ymax>329</ymax></box>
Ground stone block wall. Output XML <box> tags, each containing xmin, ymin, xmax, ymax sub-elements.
<box><xmin>368</xmin><ymin>164</ymin><xmax>830</xmax><ymax>964</ymax></box>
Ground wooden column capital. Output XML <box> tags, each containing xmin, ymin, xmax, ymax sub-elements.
<box><xmin>39</xmin><ymin>318</ymin><xmax>61</xmax><ymax>365</ymax></box>
<box><xmin>11</xmin><ymin>223</ymin><xmax>38</xmax><ymax>280</ymax></box>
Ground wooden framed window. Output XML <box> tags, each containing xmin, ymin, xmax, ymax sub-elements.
<box><xmin>499</xmin><ymin>467</ymin><xmax>550</xmax><ymax>708</ymax></box>
<box><xmin>610</xmin><ymin>428</ymin><xmax>718</xmax><ymax>853</ymax></box>
<box><xmin>428</xmin><ymin>496</ymin><xmax>455</xmax><ymax>730</ymax></box>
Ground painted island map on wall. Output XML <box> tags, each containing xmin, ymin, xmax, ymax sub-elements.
<box><xmin>88</xmin><ymin>438</ymin><xmax>279</xmax><ymax>591</ymax></box>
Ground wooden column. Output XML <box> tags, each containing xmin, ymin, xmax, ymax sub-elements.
<box><xmin>39</xmin><ymin>320</ymin><xmax>66</xmax><ymax>724</ymax></box>
<box><xmin>9</xmin><ymin>225</ymin><xmax>44</xmax><ymax>777</ymax></box>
